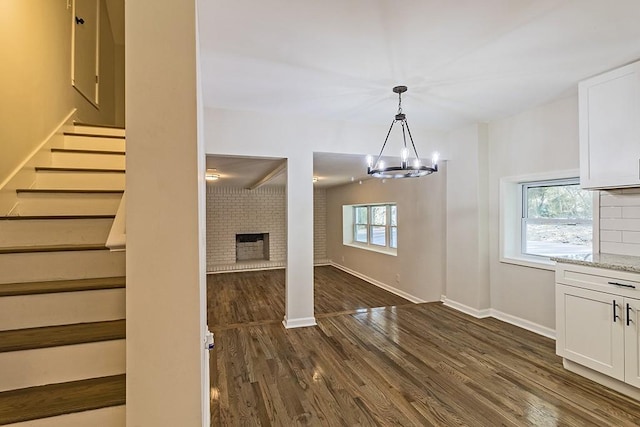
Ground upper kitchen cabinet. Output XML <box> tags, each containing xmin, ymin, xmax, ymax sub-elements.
<box><xmin>580</xmin><ymin>61</ymin><xmax>640</xmax><ymax>189</ymax></box>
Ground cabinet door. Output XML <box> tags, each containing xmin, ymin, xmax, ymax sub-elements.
<box><xmin>624</xmin><ymin>296</ymin><xmax>640</xmax><ymax>388</ymax></box>
<box><xmin>556</xmin><ymin>284</ymin><xmax>625</xmax><ymax>380</ymax></box>
<box><xmin>579</xmin><ymin>61</ymin><xmax>640</xmax><ymax>189</ymax></box>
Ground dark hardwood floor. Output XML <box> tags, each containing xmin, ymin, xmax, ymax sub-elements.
<box><xmin>207</xmin><ymin>266</ymin><xmax>411</xmax><ymax>329</ymax></box>
<box><xmin>208</xmin><ymin>267</ymin><xmax>640</xmax><ymax>426</ymax></box>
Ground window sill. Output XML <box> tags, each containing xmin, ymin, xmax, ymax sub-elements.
<box><xmin>500</xmin><ymin>254</ymin><xmax>556</xmax><ymax>271</ymax></box>
<box><xmin>344</xmin><ymin>242</ymin><xmax>397</xmax><ymax>257</ymax></box>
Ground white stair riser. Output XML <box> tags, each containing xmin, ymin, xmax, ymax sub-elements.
<box><xmin>64</xmin><ymin>135</ymin><xmax>125</xmax><ymax>152</ymax></box>
<box><xmin>35</xmin><ymin>172</ymin><xmax>125</xmax><ymax>190</ymax></box>
<box><xmin>0</xmin><ymin>218</ymin><xmax>113</xmax><ymax>247</ymax></box>
<box><xmin>6</xmin><ymin>405</ymin><xmax>125</xmax><ymax>427</ymax></box>
<box><xmin>0</xmin><ymin>250</ymin><xmax>125</xmax><ymax>284</ymax></box>
<box><xmin>0</xmin><ymin>288</ymin><xmax>124</xmax><ymax>331</ymax></box>
<box><xmin>16</xmin><ymin>193</ymin><xmax>122</xmax><ymax>216</ymax></box>
<box><xmin>51</xmin><ymin>152</ymin><xmax>125</xmax><ymax>169</ymax></box>
<box><xmin>0</xmin><ymin>340</ymin><xmax>125</xmax><ymax>392</ymax></box>
<box><xmin>73</xmin><ymin>126</ymin><xmax>125</xmax><ymax>137</ymax></box>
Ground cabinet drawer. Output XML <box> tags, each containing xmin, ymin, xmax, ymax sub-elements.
<box><xmin>556</xmin><ymin>264</ymin><xmax>640</xmax><ymax>296</ymax></box>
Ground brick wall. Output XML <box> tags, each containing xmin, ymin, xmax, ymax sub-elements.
<box><xmin>314</xmin><ymin>188</ymin><xmax>328</xmax><ymax>263</ymax></box>
<box><xmin>600</xmin><ymin>189</ymin><xmax>640</xmax><ymax>256</ymax></box>
<box><xmin>206</xmin><ymin>186</ymin><xmax>328</xmax><ymax>271</ymax></box>
<box><xmin>206</xmin><ymin>186</ymin><xmax>286</xmax><ymax>271</ymax></box>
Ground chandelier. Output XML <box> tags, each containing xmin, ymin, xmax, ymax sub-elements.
<box><xmin>366</xmin><ymin>86</ymin><xmax>439</xmax><ymax>178</ymax></box>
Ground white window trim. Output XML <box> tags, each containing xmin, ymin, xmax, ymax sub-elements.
<box><xmin>342</xmin><ymin>203</ymin><xmax>398</xmax><ymax>256</ymax></box>
<box><xmin>499</xmin><ymin>169</ymin><xmax>599</xmax><ymax>271</ymax></box>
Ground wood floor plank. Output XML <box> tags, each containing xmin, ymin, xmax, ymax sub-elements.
<box><xmin>0</xmin><ymin>375</ymin><xmax>125</xmax><ymax>425</ymax></box>
<box><xmin>0</xmin><ymin>276</ymin><xmax>125</xmax><ymax>297</ymax></box>
<box><xmin>0</xmin><ymin>320</ymin><xmax>125</xmax><ymax>353</ymax></box>
<box><xmin>209</xmin><ymin>269</ymin><xmax>640</xmax><ymax>426</ymax></box>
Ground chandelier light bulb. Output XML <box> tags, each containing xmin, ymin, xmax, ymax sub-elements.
<box><xmin>432</xmin><ymin>152</ymin><xmax>440</xmax><ymax>166</ymax></box>
<box><xmin>366</xmin><ymin>155</ymin><xmax>373</xmax><ymax>168</ymax></box>
<box><xmin>378</xmin><ymin>160</ymin><xmax>385</xmax><ymax>169</ymax></box>
<box><xmin>413</xmin><ymin>158</ymin><xmax>421</xmax><ymax>168</ymax></box>
<box><xmin>401</xmin><ymin>147</ymin><xmax>409</xmax><ymax>162</ymax></box>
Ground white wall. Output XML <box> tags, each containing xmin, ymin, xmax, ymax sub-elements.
<box><xmin>326</xmin><ymin>172</ymin><xmax>446</xmax><ymax>302</ymax></box>
<box><xmin>126</xmin><ymin>0</ymin><xmax>208</xmax><ymax>424</ymax></box>
<box><xmin>0</xmin><ymin>0</ymin><xmax>122</xmax><ymax>185</ymax></box>
<box><xmin>487</xmin><ymin>95</ymin><xmax>580</xmax><ymax>330</ymax></box>
<box><xmin>445</xmin><ymin>123</ymin><xmax>490</xmax><ymax>312</ymax></box>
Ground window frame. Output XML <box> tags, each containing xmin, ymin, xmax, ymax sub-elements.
<box><xmin>343</xmin><ymin>203</ymin><xmax>397</xmax><ymax>256</ymax></box>
<box><xmin>499</xmin><ymin>170</ymin><xmax>599</xmax><ymax>271</ymax></box>
<box><xmin>520</xmin><ymin>178</ymin><xmax>593</xmax><ymax>258</ymax></box>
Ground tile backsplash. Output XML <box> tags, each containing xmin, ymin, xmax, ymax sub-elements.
<box><xmin>600</xmin><ymin>188</ymin><xmax>640</xmax><ymax>257</ymax></box>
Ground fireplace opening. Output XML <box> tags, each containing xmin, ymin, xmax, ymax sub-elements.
<box><xmin>236</xmin><ymin>233</ymin><xmax>270</xmax><ymax>262</ymax></box>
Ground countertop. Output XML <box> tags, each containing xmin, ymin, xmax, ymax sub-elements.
<box><xmin>551</xmin><ymin>253</ymin><xmax>640</xmax><ymax>274</ymax></box>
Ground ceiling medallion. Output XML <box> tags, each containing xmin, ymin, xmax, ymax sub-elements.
<box><xmin>366</xmin><ymin>86</ymin><xmax>439</xmax><ymax>179</ymax></box>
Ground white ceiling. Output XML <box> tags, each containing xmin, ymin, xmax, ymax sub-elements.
<box><xmin>198</xmin><ymin>0</ymin><xmax>640</xmax><ymax>188</ymax></box>
<box><xmin>197</xmin><ymin>0</ymin><xmax>640</xmax><ymax>129</ymax></box>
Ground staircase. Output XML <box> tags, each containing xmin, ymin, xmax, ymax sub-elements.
<box><xmin>0</xmin><ymin>124</ymin><xmax>126</xmax><ymax>426</ymax></box>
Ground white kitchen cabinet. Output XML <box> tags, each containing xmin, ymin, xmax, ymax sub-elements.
<box><xmin>579</xmin><ymin>60</ymin><xmax>640</xmax><ymax>189</ymax></box>
<box><xmin>555</xmin><ymin>263</ymin><xmax>640</xmax><ymax>397</ymax></box>
<box><xmin>556</xmin><ymin>284</ymin><xmax>625</xmax><ymax>379</ymax></box>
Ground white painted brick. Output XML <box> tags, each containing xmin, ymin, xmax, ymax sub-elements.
<box><xmin>600</xmin><ymin>230</ymin><xmax>622</xmax><ymax>243</ymax></box>
<box><xmin>601</xmin><ymin>218</ymin><xmax>640</xmax><ymax>231</ymax></box>
<box><xmin>600</xmin><ymin>207</ymin><xmax>622</xmax><ymax>218</ymax></box>
<box><xmin>206</xmin><ymin>186</ymin><xmax>326</xmax><ymax>271</ymax></box>
<box><xmin>623</xmin><ymin>206</ymin><xmax>640</xmax><ymax>219</ymax></box>
<box><xmin>600</xmin><ymin>193</ymin><xmax>640</xmax><ymax>207</ymax></box>
<box><xmin>600</xmin><ymin>242</ymin><xmax>640</xmax><ymax>257</ymax></box>
<box><xmin>623</xmin><ymin>231</ymin><xmax>640</xmax><ymax>244</ymax></box>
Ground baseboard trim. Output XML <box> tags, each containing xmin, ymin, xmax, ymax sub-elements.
<box><xmin>329</xmin><ymin>262</ymin><xmax>425</xmax><ymax>304</ymax></box>
<box><xmin>442</xmin><ymin>297</ymin><xmax>556</xmax><ymax>340</ymax></box>
<box><xmin>442</xmin><ymin>298</ymin><xmax>491</xmax><ymax>318</ymax></box>
<box><xmin>282</xmin><ymin>316</ymin><xmax>317</xmax><ymax>329</ymax></box>
<box><xmin>490</xmin><ymin>309</ymin><xmax>556</xmax><ymax>340</ymax></box>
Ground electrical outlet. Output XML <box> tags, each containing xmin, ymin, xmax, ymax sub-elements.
<box><xmin>396</xmin><ymin>273</ymin><xmax>400</xmax><ymax>283</ymax></box>
<box><xmin>341</xmin><ymin>256</ymin><xmax>345</xmax><ymax>262</ymax></box>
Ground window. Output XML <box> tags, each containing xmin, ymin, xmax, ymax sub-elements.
<box><xmin>500</xmin><ymin>171</ymin><xmax>595</xmax><ymax>270</ymax></box>
<box><xmin>343</xmin><ymin>203</ymin><xmax>397</xmax><ymax>255</ymax></box>
<box><xmin>521</xmin><ymin>178</ymin><xmax>592</xmax><ymax>258</ymax></box>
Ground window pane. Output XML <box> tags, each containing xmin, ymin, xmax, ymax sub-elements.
<box><xmin>390</xmin><ymin>205</ymin><xmax>397</xmax><ymax>226</ymax></box>
<box><xmin>524</xmin><ymin>222</ymin><xmax>592</xmax><ymax>257</ymax></box>
<box><xmin>371</xmin><ymin>206</ymin><xmax>386</xmax><ymax>225</ymax></box>
<box><xmin>354</xmin><ymin>225</ymin><xmax>368</xmax><ymax>243</ymax></box>
<box><xmin>370</xmin><ymin>226</ymin><xmax>386</xmax><ymax>246</ymax></box>
<box><xmin>355</xmin><ymin>207</ymin><xmax>368</xmax><ymax>224</ymax></box>
<box><xmin>390</xmin><ymin>226</ymin><xmax>397</xmax><ymax>248</ymax></box>
<box><xmin>526</xmin><ymin>184</ymin><xmax>592</xmax><ymax>220</ymax></box>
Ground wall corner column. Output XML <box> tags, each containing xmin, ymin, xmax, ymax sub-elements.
<box><xmin>283</xmin><ymin>152</ymin><xmax>316</xmax><ymax>328</ymax></box>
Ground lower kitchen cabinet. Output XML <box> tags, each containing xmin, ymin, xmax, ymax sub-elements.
<box><xmin>555</xmin><ymin>262</ymin><xmax>640</xmax><ymax>397</ymax></box>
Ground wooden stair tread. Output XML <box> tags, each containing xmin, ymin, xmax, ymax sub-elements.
<box><xmin>0</xmin><ymin>320</ymin><xmax>125</xmax><ymax>353</ymax></box>
<box><xmin>0</xmin><ymin>215</ymin><xmax>115</xmax><ymax>220</ymax></box>
<box><xmin>0</xmin><ymin>276</ymin><xmax>125</xmax><ymax>297</ymax></box>
<box><xmin>73</xmin><ymin>122</ymin><xmax>125</xmax><ymax>130</ymax></box>
<box><xmin>52</xmin><ymin>148</ymin><xmax>125</xmax><ymax>155</ymax></box>
<box><xmin>0</xmin><ymin>244</ymin><xmax>107</xmax><ymax>254</ymax></box>
<box><xmin>16</xmin><ymin>189</ymin><xmax>124</xmax><ymax>194</ymax></box>
<box><xmin>64</xmin><ymin>132</ymin><xmax>125</xmax><ymax>139</ymax></box>
<box><xmin>35</xmin><ymin>166</ymin><xmax>126</xmax><ymax>173</ymax></box>
<box><xmin>0</xmin><ymin>374</ymin><xmax>125</xmax><ymax>425</ymax></box>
